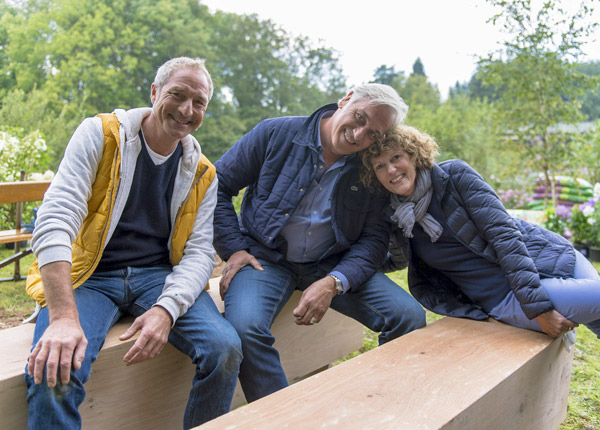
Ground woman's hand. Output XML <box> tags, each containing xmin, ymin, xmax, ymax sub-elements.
<box><xmin>535</xmin><ymin>310</ymin><xmax>578</xmax><ymax>338</ymax></box>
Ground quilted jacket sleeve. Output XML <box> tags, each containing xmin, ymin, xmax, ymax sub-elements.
<box><xmin>443</xmin><ymin>160</ymin><xmax>553</xmax><ymax>319</ymax></box>
<box><xmin>213</xmin><ymin>120</ymin><xmax>270</xmax><ymax>260</ymax></box>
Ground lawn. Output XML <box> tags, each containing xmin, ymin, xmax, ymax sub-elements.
<box><xmin>1</xmin><ymin>248</ymin><xmax>599</xmax><ymax>429</ymax></box>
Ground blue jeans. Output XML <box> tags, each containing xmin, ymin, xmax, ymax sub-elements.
<box><xmin>25</xmin><ymin>266</ymin><xmax>242</xmax><ymax>430</ymax></box>
<box><xmin>224</xmin><ymin>259</ymin><xmax>425</xmax><ymax>402</ymax></box>
<box><xmin>489</xmin><ymin>251</ymin><xmax>600</xmax><ymax>337</ymax></box>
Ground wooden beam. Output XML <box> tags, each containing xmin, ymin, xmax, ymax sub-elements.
<box><xmin>197</xmin><ymin>317</ymin><xmax>574</xmax><ymax>430</ymax></box>
<box><xmin>0</xmin><ymin>230</ymin><xmax>32</xmax><ymax>245</ymax></box>
<box><xmin>0</xmin><ymin>181</ymin><xmax>51</xmax><ymax>205</ymax></box>
<box><xmin>0</xmin><ymin>287</ymin><xmax>363</xmax><ymax>429</ymax></box>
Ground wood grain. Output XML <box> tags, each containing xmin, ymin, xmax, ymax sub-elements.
<box><xmin>0</xmin><ymin>287</ymin><xmax>363</xmax><ymax>429</ymax></box>
<box><xmin>197</xmin><ymin>317</ymin><xmax>574</xmax><ymax>430</ymax></box>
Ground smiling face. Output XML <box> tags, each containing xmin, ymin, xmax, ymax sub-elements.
<box><xmin>149</xmin><ymin>67</ymin><xmax>210</xmax><ymax>147</ymax></box>
<box><xmin>371</xmin><ymin>148</ymin><xmax>417</xmax><ymax>197</ymax></box>
<box><xmin>326</xmin><ymin>93</ymin><xmax>395</xmax><ymax>157</ymax></box>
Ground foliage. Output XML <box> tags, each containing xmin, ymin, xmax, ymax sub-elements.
<box><xmin>401</xmin><ymin>74</ymin><xmax>441</xmax><ymax>115</ymax></box>
<box><xmin>205</xmin><ymin>11</ymin><xmax>345</xmax><ymax>156</ymax></box>
<box><xmin>408</xmin><ymin>93</ymin><xmax>502</xmax><ymax>180</ymax></box>
<box><xmin>576</xmin><ymin>60</ymin><xmax>600</xmax><ymax>121</ymax></box>
<box><xmin>0</xmin><ymin>0</ymin><xmax>345</xmax><ymax>166</ymax></box>
<box><xmin>452</xmin><ymin>72</ymin><xmax>502</xmax><ymax>102</ymax></box>
<box><xmin>371</xmin><ymin>64</ymin><xmax>405</xmax><ymax>88</ymax></box>
<box><xmin>411</xmin><ymin>57</ymin><xmax>426</xmax><ymax>77</ymax></box>
<box><xmin>371</xmin><ymin>59</ymin><xmax>441</xmax><ymax>116</ymax></box>
<box><xmin>478</xmin><ymin>0</ymin><xmax>600</xmax><ymax>208</ymax></box>
<box><xmin>498</xmin><ymin>187</ymin><xmax>532</xmax><ymax>209</ymax></box>
<box><xmin>0</xmin><ymin>126</ymin><xmax>50</xmax><ymax>230</ymax></box>
<box><xmin>571</xmin><ymin>121</ymin><xmax>600</xmax><ymax>185</ymax></box>
<box><xmin>560</xmin><ymin>325</ymin><xmax>600</xmax><ymax>430</ymax></box>
<box><xmin>0</xmin><ymin>128</ymin><xmax>49</xmax><ymax>182</ymax></box>
<box><xmin>569</xmin><ymin>199</ymin><xmax>600</xmax><ymax>246</ymax></box>
<box><xmin>543</xmin><ymin>205</ymin><xmax>571</xmax><ymax>237</ymax></box>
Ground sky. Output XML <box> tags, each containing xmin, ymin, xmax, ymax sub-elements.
<box><xmin>201</xmin><ymin>0</ymin><xmax>600</xmax><ymax>100</ymax></box>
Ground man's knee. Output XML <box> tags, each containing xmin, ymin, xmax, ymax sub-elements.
<box><xmin>201</xmin><ymin>325</ymin><xmax>243</xmax><ymax>374</ymax></box>
<box><xmin>403</xmin><ymin>302</ymin><xmax>427</xmax><ymax>329</ymax></box>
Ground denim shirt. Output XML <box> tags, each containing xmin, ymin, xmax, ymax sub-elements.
<box><xmin>280</xmin><ymin>141</ymin><xmax>348</xmax><ymax>262</ymax></box>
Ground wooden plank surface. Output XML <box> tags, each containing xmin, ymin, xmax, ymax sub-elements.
<box><xmin>0</xmin><ymin>230</ymin><xmax>32</xmax><ymax>244</ymax></box>
<box><xmin>0</xmin><ymin>181</ymin><xmax>50</xmax><ymax>204</ymax></box>
<box><xmin>0</xmin><ymin>284</ymin><xmax>364</xmax><ymax>429</ymax></box>
<box><xmin>197</xmin><ymin>317</ymin><xmax>574</xmax><ymax>430</ymax></box>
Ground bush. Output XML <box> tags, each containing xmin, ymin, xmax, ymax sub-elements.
<box><xmin>0</xmin><ymin>127</ymin><xmax>51</xmax><ymax>230</ymax></box>
<box><xmin>543</xmin><ymin>205</ymin><xmax>571</xmax><ymax>238</ymax></box>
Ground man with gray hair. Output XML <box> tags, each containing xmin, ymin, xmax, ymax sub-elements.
<box><xmin>24</xmin><ymin>57</ymin><xmax>241</xmax><ymax>429</ymax></box>
<box><xmin>214</xmin><ymin>84</ymin><xmax>426</xmax><ymax>403</ymax></box>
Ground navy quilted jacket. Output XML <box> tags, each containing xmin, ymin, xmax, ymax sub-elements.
<box><xmin>386</xmin><ymin>160</ymin><xmax>575</xmax><ymax>320</ymax></box>
<box><xmin>214</xmin><ymin>104</ymin><xmax>390</xmax><ymax>291</ymax></box>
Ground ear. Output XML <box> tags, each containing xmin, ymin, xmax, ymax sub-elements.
<box><xmin>338</xmin><ymin>91</ymin><xmax>354</xmax><ymax>109</ymax></box>
<box><xmin>150</xmin><ymin>83</ymin><xmax>157</xmax><ymax>105</ymax></box>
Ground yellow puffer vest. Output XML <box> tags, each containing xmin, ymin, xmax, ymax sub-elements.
<box><xmin>26</xmin><ymin>113</ymin><xmax>216</xmax><ymax>306</ymax></box>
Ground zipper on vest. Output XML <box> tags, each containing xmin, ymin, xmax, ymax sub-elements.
<box><xmin>74</xmin><ymin>148</ymin><xmax>121</xmax><ymax>285</ymax></box>
<box><xmin>169</xmin><ymin>164</ymin><xmax>209</xmax><ymax>257</ymax></box>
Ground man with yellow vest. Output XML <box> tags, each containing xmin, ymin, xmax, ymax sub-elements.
<box><xmin>24</xmin><ymin>57</ymin><xmax>242</xmax><ymax>429</ymax></box>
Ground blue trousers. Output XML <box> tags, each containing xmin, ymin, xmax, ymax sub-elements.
<box><xmin>490</xmin><ymin>251</ymin><xmax>600</xmax><ymax>336</ymax></box>
<box><xmin>224</xmin><ymin>259</ymin><xmax>426</xmax><ymax>402</ymax></box>
<box><xmin>25</xmin><ymin>266</ymin><xmax>242</xmax><ymax>429</ymax></box>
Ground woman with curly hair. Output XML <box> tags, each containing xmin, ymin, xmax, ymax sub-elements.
<box><xmin>361</xmin><ymin>125</ymin><xmax>600</xmax><ymax>339</ymax></box>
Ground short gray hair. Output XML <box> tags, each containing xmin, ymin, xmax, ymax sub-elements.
<box><xmin>350</xmin><ymin>83</ymin><xmax>408</xmax><ymax>126</ymax></box>
<box><xmin>153</xmin><ymin>57</ymin><xmax>214</xmax><ymax>101</ymax></box>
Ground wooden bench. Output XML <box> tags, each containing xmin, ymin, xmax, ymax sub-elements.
<box><xmin>0</xmin><ymin>179</ymin><xmax>51</xmax><ymax>281</ymax></box>
<box><xmin>0</xmin><ymin>277</ymin><xmax>364</xmax><ymax>429</ymax></box>
<box><xmin>197</xmin><ymin>317</ymin><xmax>575</xmax><ymax>430</ymax></box>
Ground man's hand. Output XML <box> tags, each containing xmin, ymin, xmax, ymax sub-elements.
<box><xmin>28</xmin><ymin>260</ymin><xmax>86</xmax><ymax>388</ymax></box>
<box><xmin>28</xmin><ymin>318</ymin><xmax>88</xmax><ymax>388</ymax></box>
<box><xmin>219</xmin><ymin>250</ymin><xmax>263</xmax><ymax>300</ymax></box>
<box><xmin>120</xmin><ymin>306</ymin><xmax>173</xmax><ymax>365</ymax></box>
<box><xmin>535</xmin><ymin>310</ymin><xmax>578</xmax><ymax>338</ymax></box>
<box><xmin>292</xmin><ymin>276</ymin><xmax>337</xmax><ymax>325</ymax></box>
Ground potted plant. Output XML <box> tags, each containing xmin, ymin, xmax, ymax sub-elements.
<box><xmin>587</xmin><ymin>199</ymin><xmax>600</xmax><ymax>262</ymax></box>
<box><xmin>543</xmin><ymin>205</ymin><xmax>571</xmax><ymax>238</ymax></box>
<box><xmin>569</xmin><ymin>202</ymin><xmax>594</xmax><ymax>258</ymax></box>
<box><xmin>569</xmin><ymin>198</ymin><xmax>600</xmax><ymax>260</ymax></box>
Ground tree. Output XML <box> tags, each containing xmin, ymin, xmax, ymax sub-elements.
<box><xmin>409</xmin><ymin>94</ymin><xmax>500</xmax><ymax>178</ymax></box>
<box><xmin>203</xmin><ymin>11</ymin><xmax>345</xmax><ymax>157</ymax></box>
<box><xmin>371</xmin><ymin>61</ymin><xmax>440</xmax><ymax>115</ymax></box>
<box><xmin>0</xmin><ymin>0</ymin><xmax>346</xmax><ymax>165</ymax></box>
<box><xmin>411</xmin><ymin>57</ymin><xmax>426</xmax><ymax>77</ymax></box>
<box><xmin>371</xmin><ymin>64</ymin><xmax>405</xmax><ymax>88</ymax></box>
<box><xmin>401</xmin><ymin>74</ymin><xmax>441</xmax><ymax>115</ymax></box>
<box><xmin>478</xmin><ymin>0</ymin><xmax>599</xmax><ymax>207</ymax></box>
<box><xmin>577</xmin><ymin>61</ymin><xmax>600</xmax><ymax>121</ymax></box>
<box><xmin>0</xmin><ymin>0</ymin><xmax>217</xmax><ymax>165</ymax></box>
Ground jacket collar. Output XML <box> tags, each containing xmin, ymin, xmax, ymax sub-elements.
<box><xmin>431</xmin><ymin>163</ymin><xmax>450</xmax><ymax>204</ymax></box>
<box><xmin>293</xmin><ymin>103</ymin><xmax>338</xmax><ymax>150</ymax></box>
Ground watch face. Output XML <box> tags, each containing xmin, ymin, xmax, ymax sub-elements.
<box><xmin>330</xmin><ymin>274</ymin><xmax>343</xmax><ymax>293</ymax></box>
<box><xmin>334</xmin><ymin>279</ymin><xmax>343</xmax><ymax>293</ymax></box>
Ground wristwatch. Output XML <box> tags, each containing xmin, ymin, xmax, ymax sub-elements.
<box><xmin>329</xmin><ymin>274</ymin><xmax>344</xmax><ymax>295</ymax></box>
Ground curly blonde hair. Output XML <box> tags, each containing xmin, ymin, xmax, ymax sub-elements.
<box><xmin>360</xmin><ymin>125</ymin><xmax>439</xmax><ymax>190</ymax></box>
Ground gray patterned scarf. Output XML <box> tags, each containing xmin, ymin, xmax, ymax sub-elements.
<box><xmin>390</xmin><ymin>168</ymin><xmax>443</xmax><ymax>242</ymax></box>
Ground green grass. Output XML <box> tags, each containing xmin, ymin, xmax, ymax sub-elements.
<box><xmin>1</xmin><ymin>249</ymin><xmax>598</xmax><ymax>428</ymax></box>
<box><xmin>0</xmin><ymin>249</ymin><xmax>36</xmax><ymax>323</ymax></box>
